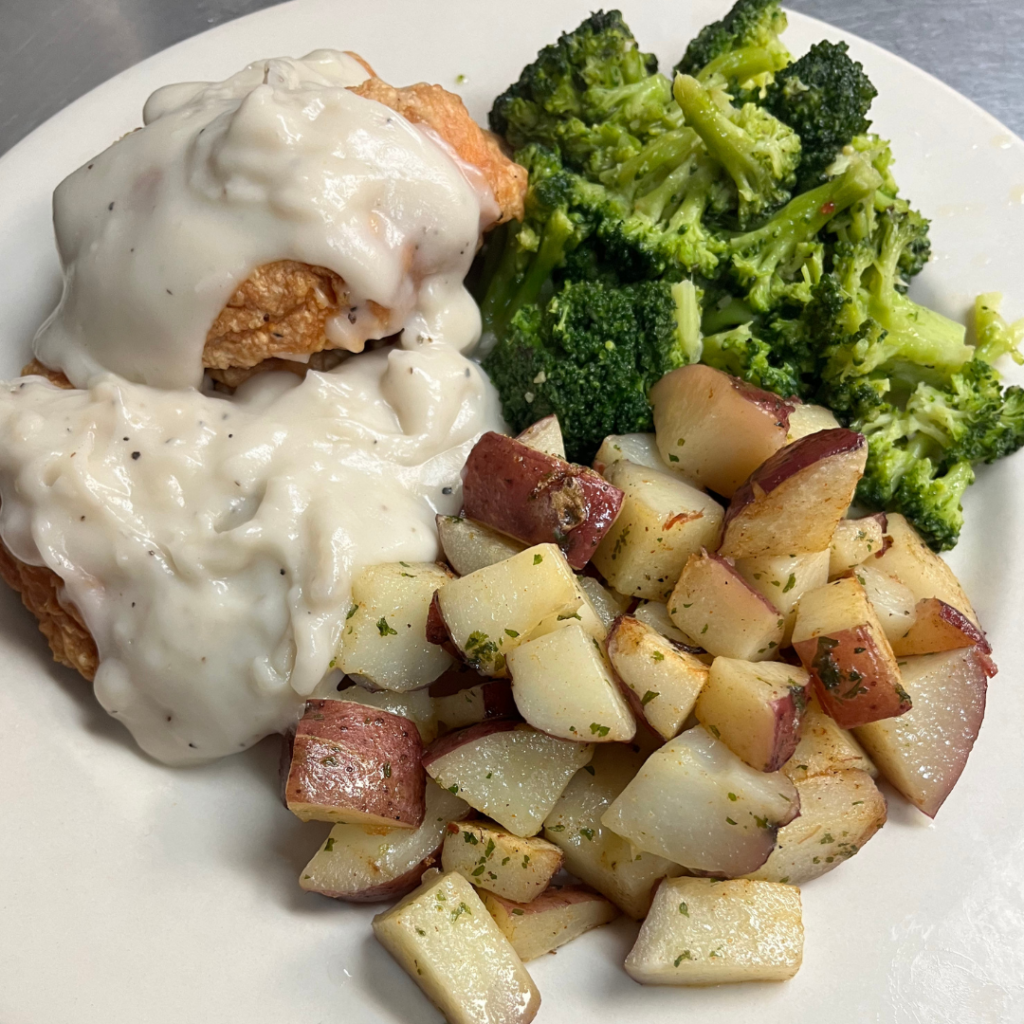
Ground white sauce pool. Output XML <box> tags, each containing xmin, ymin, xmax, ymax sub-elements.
<box><xmin>0</xmin><ymin>50</ymin><xmax>507</xmax><ymax>764</ymax></box>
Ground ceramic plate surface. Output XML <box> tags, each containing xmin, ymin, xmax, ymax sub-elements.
<box><xmin>1</xmin><ymin>2</ymin><xmax>1023</xmax><ymax>1021</ymax></box>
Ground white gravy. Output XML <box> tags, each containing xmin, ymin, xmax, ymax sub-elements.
<box><xmin>0</xmin><ymin>50</ymin><xmax>506</xmax><ymax>764</ymax></box>
<box><xmin>34</xmin><ymin>49</ymin><xmax>491</xmax><ymax>390</ymax></box>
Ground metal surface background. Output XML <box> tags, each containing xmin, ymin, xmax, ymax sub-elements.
<box><xmin>1</xmin><ymin>0</ymin><xmax>1022</xmax><ymax>157</ymax></box>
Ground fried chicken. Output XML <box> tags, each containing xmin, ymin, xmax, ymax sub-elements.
<box><xmin>201</xmin><ymin>69</ymin><xmax>526</xmax><ymax>383</ymax></box>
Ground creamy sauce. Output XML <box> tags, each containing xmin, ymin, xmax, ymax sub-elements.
<box><xmin>0</xmin><ymin>351</ymin><xmax>502</xmax><ymax>764</ymax></box>
<box><xmin>35</xmin><ymin>50</ymin><xmax>490</xmax><ymax>390</ymax></box>
<box><xmin>0</xmin><ymin>51</ymin><xmax>507</xmax><ymax>765</ymax></box>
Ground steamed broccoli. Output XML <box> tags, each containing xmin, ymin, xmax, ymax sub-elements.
<box><xmin>673</xmin><ymin>74</ymin><xmax>801</xmax><ymax>228</ymax></box>
<box><xmin>481</xmin><ymin>279</ymin><xmax>695</xmax><ymax>460</ymax></box>
<box><xmin>728</xmin><ymin>156</ymin><xmax>882</xmax><ymax>311</ymax></box>
<box><xmin>490</xmin><ymin>12</ymin><xmax>681</xmax><ymax>180</ymax></box>
<box><xmin>764</xmin><ymin>41</ymin><xmax>877</xmax><ymax>189</ymax></box>
<box><xmin>675</xmin><ymin>0</ymin><xmax>791</xmax><ymax>99</ymax></box>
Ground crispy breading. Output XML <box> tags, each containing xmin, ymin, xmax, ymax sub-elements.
<box><xmin>203</xmin><ymin>261</ymin><xmax>350</xmax><ymax>372</ymax></box>
<box><xmin>349</xmin><ymin>77</ymin><xmax>527</xmax><ymax>225</ymax></box>
<box><xmin>202</xmin><ymin>72</ymin><xmax>527</xmax><ymax>380</ymax></box>
<box><xmin>5</xmin><ymin>363</ymin><xmax>97</xmax><ymax>678</ymax></box>
<box><xmin>0</xmin><ymin>540</ymin><xmax>99</xmax><ymax>681</ymax></box>
<box><xmin>22</xmin><ymin>358</ymin><xmax>73</xmax><ymax>388</ymax></box>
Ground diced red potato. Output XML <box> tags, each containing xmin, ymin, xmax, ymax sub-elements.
<box><xmin>591</xmin><ymin>461</ymin><xmax>724</xmax><ymax>601</ymax></box>
<box><xmin>720</xmin><ymin>429</ymin><xmax>868</xmax><ymax>559</ymax></box>
<box><xmin>734</xmin><ymin>549</ymin><xmax>830</xmax><ymax>643</ymax></box>
<box><xmin>483</xmin><ymin>886</ymin><xmax>619</xmax><ymax>962</ymax></box>
<box><xmin>577</xmin><ymin>575</ymin><xmax>631</xmax><ymax>631</ymax></box>
<box><xmin>854</xmin><ymin>648</ymin><xmax>990</xmax><ymax>817</ymax></box>
<box><xmin>650</xmin><ymin>364</ymin><xmax>794</xmax><ymax>497</ymax></box>
<box><xmin>847</xmin><ymin>564</ymin><xmax>918</xmax><ymax>645</ymax></box>
<box><xmin>431</xmin><ymin>544</ymin><xmax>581</xmax><ymax>676</ymax></box>
<box><xmin>336</xmin><ymin>562</ymin><xmax>455</xmax><ymax>692</ymax></box>
<box><xmin>792</xmin><ymin>577</ymin><xmax>911</xmax><ymax>729</ymax></box>
<box><xmin>506</xmin><ymin>622</ymin><xmax>636</xmax><ymax>743</ymax></box>
<box><xmin>606</xmin><ymin>615</ymin><xmax>709</xmax><ymax>742</ymax></box>
<box><xmin>423</xmin><ymin>722</ymin><xmax>593</xmax><ymax>837</ymax></box>
<box><xmin>460</xmin><ymin>432</ymin><xmax>624</xmax><ymax>569</ymax></box>
<box><xmin>336</xmin><ymin>684</ymin><xmax>439</xmax><ymax>745</ymax></box>
<box><xmin>432</xmin><ymin>680</ymin><xmax>518</xmax><ymax>736</ymax></box>
<box><xmin>744</xmin><ymin>769</ymin><xmax>886</xmax><ymax>885</ymax></box>
<box><xmin>437</xmin><ymin>515</ymin><xmax>525</xmax><ymax>577</ymax></box>
<box><xmin>299</xmin><ymin>780</ymin><xmax>472</xmax><ymax>902</ymax></box>
<box><xmin>871</xmin><ymin>513</ymin><xmax>980</xmax><ymax>626</ymax></box>
<box><xmin>542</xmin><ymin>744</ymin><xmax>684</xmax><ymax>919</ymax></box>
<box><xmin>624</xmin><ymin>878</ymin><xmax>803</xmax><ymax>985</ymax></box>
<box><xmin>786</xmin><ymin>401</ymin><xmax>840</xmax><ymax>443</ymax></box>
<box><xmin>601</xmin><ymin>726</ymin><xmax>800</xmax><ymax>877</ymax></box>
<box><xmin>632</xmin><ymin>599</ymin><xmax>702</xmax><ymax>649</ymax></box>
<box><xmin>668</xmin><ymin>551</ymin><xmax>785</xmax><ymax>661</ymax></box>
<box><xmin>593</xmin><ymin>432</ymin><xmax>677</xmax><ymax>477</ymax></box>
<box><xmin>529</xmin><ymin>574</ymin><xmax>608</xmax><ymax>642</ymax></box>
<box><xmin>286</xmin><ymin>700</ymin><xmax>426</xmax><ymax>828</ymax></box>
<box><xmin>781</xmin><ymin>698</ymin><xmax>876</xmax><ymax>782</ymax></box>
<box><xmin>441</xmin><ymin>820</ymin><xmax>564</xmax><ymax>902</ymax></box>
<box><xmin>372</xmin><ymin>870</ymin><xmax>540</xmax><ymax>1024</ymax></box>
<box><xmin>890</xmin><ymin>598</ymin><xmax>992</xmax><ymax>658</ymax></box>
<box><xmin>829</xmin><ymin>515</ymin><xmax>887</xmax><ymax>578</ymax></box>
<box><xmin>516</xmin><ymin>414</ymin><xmax>566</xmax><ymax>460</ymax></box>
<box><xmin>695</xmin><ymin>659</ymin><xmax>811</xmax><ymax>773</ymax></box>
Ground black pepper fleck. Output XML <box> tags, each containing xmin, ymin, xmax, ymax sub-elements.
<box><xmin>108</xmin><ymin>202</ymin><xmax>115</xmax><ymax>211</ymax></box>
<box><xmin>131</xmin><ymin>451</ymin><xmax>141</xmax><ymax>460</ymax></box>
<box><xmin>442</xmin><ymin>487</ymin><xmax>453</xmax><ymax>495</ymax></box>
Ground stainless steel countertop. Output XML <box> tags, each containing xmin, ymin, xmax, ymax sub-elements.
<box><xmin>2</xmin><ymin>0</ymin><xmax>1022</xmax><ymax>156</ymax></box>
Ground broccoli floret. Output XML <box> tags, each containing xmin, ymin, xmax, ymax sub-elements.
<box><xmin>482</xmin><ymin>278</ymin><xmax>695</xmax><ymax>460</ymax></box>
<box><xmin>974</xmin><ymin>292</ymin><xmax>1024</xmax><ymax>366</ymax></box>
<box><xmin>832</xmin><ymin>207</ymin><xmax>971</xmax><ymax>371</ymax></box>
<box><xmin>674</xmin><ymin>74</ymin><xmax>801</xmax><ymax>228</ymax></box>
<box><xmin>675</xmin><ymin>0</ymin><xmax>790</xmax><ymax>98</ymax></box>
<box><xmin>728</xmin><ymin>156</ymin><xmax>881</xmax><ymax>311</ymax></box>
<box><xmin>763</xmin><ymin>41</ymin><xmax>877</xmax><ymax>189</ymax></box>
<box><xmin>476</xmin><ymin>146</ymin><xmax>591</xmax><ymax>340</ymax></box>
<box><xmin>700</xmin><ymin>323</ymin><xmax>803</xmax><ymax>395</ymax></box>
<box><xmin>490</xmin><ymin>11</ymin><xmax>681</xmax><ymax>179</ymax></box>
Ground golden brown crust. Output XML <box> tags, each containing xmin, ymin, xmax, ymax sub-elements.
<box><xmin>0</xmin><ymin>540</ymin><xmax>98</xmax><ymax>681</ymax></box>
<box><xmin>202</xmin><ymin>260</ymin><xmax>350</xmax><ymax>372</ymax></box>
<box><xmin>349</xmin><ymin>77</ymin><xmax>527</xmax><ymax>225</ymax></box>
<box><xmin>22</xmin><ymin>359</ymin><xmax>74</xmax><ymax>388</ymax></box>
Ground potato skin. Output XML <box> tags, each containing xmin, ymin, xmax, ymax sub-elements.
<box><xmin>286</xmin><ymin>700</ymin><xmax>426</xmax><ymax>827</ymax></box>
<box><xmin>461</xmin><ymin>432</ymin><xmax>623</xmax><ymax>570</ymax></box>
<box><xmin>793</xmin><ymin>627</ymin><xmax>912</xmax><ymax>729</ymax></box>
<box><xmin>422</xmin><ymin>719</ymin><xmax>519</xmax><ymax>768</ymax></box>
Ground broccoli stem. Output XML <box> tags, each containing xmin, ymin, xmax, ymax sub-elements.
<box><xmin>479</xmin><ymin>210</ymin><xmax>576</xmax><ymax>338</ymax></box>
<box><xmin>730</xmin><ymin>158</ymin><xmax>881</xmax><ymax>310</ymax></box>
<box><xmin>674</xmin><ymin>74</ymin><xmax>769</xmax><ymax>206</ymax></box>
<box><xmin>697</xmin><ymin>46</ymin><xmax>779</xmax><ymax>85</ymax></box>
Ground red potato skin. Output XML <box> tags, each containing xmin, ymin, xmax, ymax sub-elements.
<box><xmin>762</xmin><ymin>691</ymin><xmax>808</xmax><ymax>773</ymax></box>
<box><xmin>793</xmin><ymin>627</ymin><xmax>912</xmax><ymax>729</ymax></box>
<box><xmin>421</xmin><ymin>719</ymin><xmax>519</xmax><ymax>769</ymax></box>
<box><xmin>286</xmin><ymin>700</ymin><xmax>426</xmax><ymax>828</ymax></box>
<box><xmin>891</xmin><ymin>598</ymin><xmax>993</xmax><ymax>658</ymax></box>
<box><xmin>425</xmin><ymin>591</ymin><xmax>457</xmax><ymax>651</ymax></box>
<box><xmin>460</xmin><ymin>432</ymin><xmax>624</xmax><ymax>570</ymax></box>
<box><xmin>724</xmin><ymin>428</ymin><xmax>866</xmax><ymax>530</ymax></box>
<box><xmin>732</xmin><ymin>378</ymin><xmax>796</xmax><ymax>427</ymax></box>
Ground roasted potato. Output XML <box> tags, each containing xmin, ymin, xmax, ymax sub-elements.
<box><xmin>460</xmin><ymin>432</ymin><xmax>623</xmax><ymax>569</ymax></box>
<box><xmin>424</xmin><ymin>722</ymin><xmax>593</xmax><ymax>837</ymax></box>
<box><xmin>286</xmin><ymin>700</ymin><xmax>426</xmax><ymax>828</ymax></box>
<box><xmin>442</xmin><ymin>820</ymin><xmax>563</xmax><ymax>902</ymax></box>
<box><xmin>372</xmin><ymin>870</ymin><xmax>540</xmax><ymax>1024</ymax></box>
<box><xmin>624</xmin><ymin>877</ymin><xmax>803</xmax><ymax>985</ymax></box>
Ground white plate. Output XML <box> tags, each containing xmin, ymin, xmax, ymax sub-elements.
<box><xmin>2</xmin><ymin>2</ymin><xmax>1023</xmax><ymax>1021</ymax></box>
